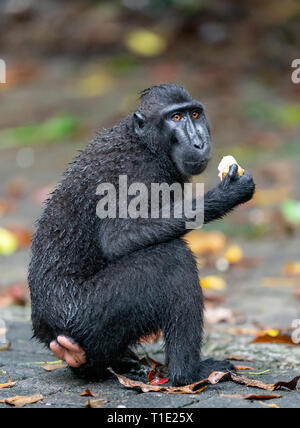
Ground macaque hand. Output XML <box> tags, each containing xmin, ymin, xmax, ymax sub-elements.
<box><xmin>220</xmin><ymin>164</ymin><xmax>255</xmax><ymax>205</ymax></box>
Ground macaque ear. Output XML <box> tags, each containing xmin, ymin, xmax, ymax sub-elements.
<box><xmin>133</xmin><ymin>112</ymin><xmax>146</xmax><ymax>136</ymax></box>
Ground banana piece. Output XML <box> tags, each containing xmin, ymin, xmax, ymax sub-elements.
<box><xmin>218</xmin><ymin>155</ymin><xmax>245</xmax><ymax>181</ymax></box>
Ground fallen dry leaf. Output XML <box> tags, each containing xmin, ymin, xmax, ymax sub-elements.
<box><xmin>251</xmin><ymin>334</ymin><xmax>299</xmax><ymax>346</ymax></box>
<box><xmin>85</xmin><ymin>398</ymin><xmax>107</xmax><ymax>408</ymax></box>
<box><xmin>200</xmin><ymin>276</ymin><xmax>227</xmax><ymax>291</ymax></box>
<box><xmin>230</xmin><ymin>373</ymin><xmax>300</xmax><ymax>391</ymax></box>
<box><xmin>42</xmin><ymin>361</ymin><xmax>68</xmax><ymax>371</ymax></box>
<box><xmin>0</xmin><ymin>379</ymin><xmax>17</xmax><ymax>389</ymax></box>
<box><xmin>224</xmin><ymin>244</ymin><xmax>243</xmax><ymax>264</ymax></box>
<box><xmin>184</xmin><ymin>231</ymin><xmax>226</xmax><ymax>255</ymax></box>
<box><xmin>226</xmin><ymin>355</ymin><xmax>256</xmax><ymax>363</ymax></box>
<box><xmin>219</xmin><ymin>392</ymin><xmax>281</xmax><ymax>401</ymax></box>
<box><xmin>108</xmin><ymin>368</ymin><xmax>227</xmax><ymax>394</ymax></box>
<box><xmin>235</xmin><ymin>365</ymin><xmax>257</xmax><ymax>371</ymax></box>
<box><xmin>80</xmin><ymin>388</ymin><xmax>99</xmax><ymax>397</ymax></box>
<box><xmin>284</xmin><ymin>262</ymin><xmax>300</xmax><ymax>276</ymax></box>
<box><xmin>0</xmin><ymin>394</ymin><xmax>43</xmax><ymax>407</ymax></box>
<box><xmin>273</xmin><ymin>376</ymin><xmax>300</xmax><ymax>391</ymax></box>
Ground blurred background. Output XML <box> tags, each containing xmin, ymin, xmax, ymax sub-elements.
<box><xmin>0</xmin><ymin>0</ymin><xmax>300</xmax><ymax>353</ymax></box>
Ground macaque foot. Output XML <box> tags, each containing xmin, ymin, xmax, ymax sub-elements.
<box><xmin>50</xmin><ymin>336</ymin><xmax>86</xmax><ymax>368</ymax></box>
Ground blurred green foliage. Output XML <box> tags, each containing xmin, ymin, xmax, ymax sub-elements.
<box><xmin>148</xmin><ymin>0</ymin><xmax>206</xmax><ymax>11</ymax></box>
<box><xmin>281</xmin><ymin>200</ymin><xmax>300</xmax><ymax>225</ymax></box>
<box><xmin>244</xmin><ymin>101</ymin><xmax>300</xmax><ymax>127</ymax></box>
<box><xmin>0</xmin><ymin>114</ymin><xmax>80</xmax><ymax>149</ymax></box>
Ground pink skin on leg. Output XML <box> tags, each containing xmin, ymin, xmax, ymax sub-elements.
<box><xmin>50</xmin><ymin>336</ymin><xmax>86</xmax><ymax>368</ymax></box>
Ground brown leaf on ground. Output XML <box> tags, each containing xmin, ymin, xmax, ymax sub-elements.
<box><xmin>108</xmin><ymin>367</ymin><xmax>227</xmax><ymax>394</ymax></box>
<box><xmin>219</xmin><ymin>394</ymin><xmax>282</xmax><ymax>401</ymax></box>
<box><xmin>229</xmin><ymin>373</ymin><xmax>276</xmax><ymax>391</ymax></box>
<box><xmin>0</xmin><ymin>379</ymin><xmax>17</xmax><ymax>389</ymax></box>
<box><xmin>284</xmin><ymin>262</ymin><xmax>300</xmax><ymax>276</ymax></box>
<box><xmin>226</xmin><ymin>355</ymin><xmax>256</xmax><ymax>363</ymax></box>
<box><xmin>184</xmin><ymin>231</ymin><xmax>226</xmax><ymax>255</ymax></box>
<box><xmin>0</xmin><ymin>394</ymin><xmax>43</xmax><ymax>407</ymax></box>
<box><xmin>273</xmin><ymin>376</ymin><xmax>300</xmax><ymax>391</ymax></box>
<box><xmin>42</xmin><ymin>361</ymin><xmax>68</xmax><ymax>371</ymax></box>
<box><xmin>251</xmin><ymin>334</ymin><xmax>299</xmax><ymax>346</ymax></box>
<box><xmin>201</xmin><ymin>276</ymin><xmax>227</xmax><ymax>291</ymax></box>
<box><xmin>230</xmin><ymin>373</ymin><xmax>300</xmax><ymax>391</ymax></box>
<box><xmin>80</xmin><ymin>388</ymin><xmax>99</xmax><ymax>397</ymax></box>
<box><xmin>219</xmin><ymin>392</ymin><xmax>281</xmax><ymax>401</ymax></box>
<box><xmin>235</xmin><ymin>365</ymin><xmax>257</xmax><ymax>371</ymax></box>
<box><xmin>85</xmin><ymin>398</ymin><xmax>107</xmax><ymax>408</ymax></box>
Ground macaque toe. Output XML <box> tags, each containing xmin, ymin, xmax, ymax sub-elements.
<box><xmin>50</xmin><ymin>336</ymin><xmax>86</xmax><ymax>367</ymax></box>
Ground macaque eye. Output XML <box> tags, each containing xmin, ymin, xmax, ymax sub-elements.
<box><xmin>191</xmin><ymin>111</ymin><xmax>200</xmax><ymax>119</ymax></box>
<box><xmin>172</xmin><ymin>113</ymin><xmax>182</xmax><ymax>121</ymax></box>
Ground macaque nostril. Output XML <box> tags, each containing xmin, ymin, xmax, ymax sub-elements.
<box><xmin>194</xmin><ymin>143</ymin><xmax>201</xmax><ymax>149</ymax></box>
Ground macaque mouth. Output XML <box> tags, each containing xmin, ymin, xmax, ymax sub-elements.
<box><xmin>184</xmin><ymin>159</ymin><xmax>209</xmax><ymax>167</ymax></box>
<box><xmin>182</xmin><ymin>158</ymin><xmax>210</xmax><ymax>175</ymax></box>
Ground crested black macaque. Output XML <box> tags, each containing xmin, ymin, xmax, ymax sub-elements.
<box><xmin>29</xmin><ymin>84</ymin><xmax>255</xmax><ymax>386</ymax></box>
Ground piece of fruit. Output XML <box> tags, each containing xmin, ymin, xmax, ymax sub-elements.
<box><xmin>218</xmin><ymin>155</ymin><xmax>245</xmax><ymax>181</ymax></box>
<box><xmin>0</xmin><ymin>228</ymin><xmax>18</xmax><ymax>255</ymax></box>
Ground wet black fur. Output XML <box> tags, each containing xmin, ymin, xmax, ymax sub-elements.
<box><xmin>28</xmin><ymin>84</ymin><xmax>255</xmax><ymax>385</ymax></box>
